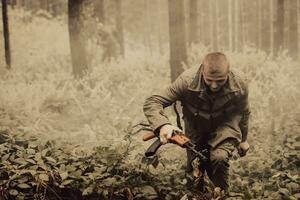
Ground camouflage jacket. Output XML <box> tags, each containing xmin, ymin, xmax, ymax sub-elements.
<box><xmin>143</xmin><ymin>65</ymin><xmax>250</xmax><ymax>149</ymax></box>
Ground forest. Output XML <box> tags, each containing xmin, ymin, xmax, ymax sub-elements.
<box><xmin>0</xmin><ymin>0</ymin><xmax>299</xmax><ymax>199</ymax></box>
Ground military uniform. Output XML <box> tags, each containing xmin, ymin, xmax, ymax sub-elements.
<box><xmin>143</xmin><ymin>65</ymin><xmax>250</xmax><ymax>190</ymax></box>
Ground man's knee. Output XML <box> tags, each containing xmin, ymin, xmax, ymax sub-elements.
<box><xmin>210</xmin><ymin>149</ymin><xmax>229</xmax><ymax>166</ymax></box>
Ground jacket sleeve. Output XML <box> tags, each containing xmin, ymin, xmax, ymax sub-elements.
<box><xmin>143</xmin><ymin>75</ymin><xmax>188</xmax><ymax>133</ymax></box>
<box><xmin>239</xmin><ymin>84</ymin><xmax>250</xmax><ymax>142</ymax></box>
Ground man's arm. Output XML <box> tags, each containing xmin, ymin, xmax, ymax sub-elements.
<box><xmin>143</xmin><ymin>75</ymin><xmax>188</xmax><ymax>133</ymax></box>
<box><xmin>236</xmin><ymin>83</ymin><xmax>251</xmax><ymax>156</ymax></box>
<box><xmin>239</xmin><ymin>84</ymin><xmax>251</xmax><ymax>142</ymax></box>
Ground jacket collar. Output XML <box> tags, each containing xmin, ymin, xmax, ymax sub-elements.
<box><xmin>187</xmin><ymin>65</ymin><xmax>240</xmax><ymax>95</ymax></box>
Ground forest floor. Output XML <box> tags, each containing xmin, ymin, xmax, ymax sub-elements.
<box><xmin>0</xmin><ymin>9</ymin><xmax>300</xmax><ymax>200</ymax></box>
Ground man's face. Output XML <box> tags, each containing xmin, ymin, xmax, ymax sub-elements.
<box><xmin>202</xmin><ymin>64</ymin><xmax>228</xmax><ymax>93</ymax></box>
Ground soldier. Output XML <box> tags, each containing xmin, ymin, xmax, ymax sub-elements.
<box><xmin>143</xmin><ymin>52</ymin><xmax>250</xmax><ymax>193</ymax></box>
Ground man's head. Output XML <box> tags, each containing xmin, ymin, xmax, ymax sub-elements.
<box><xmin>202</xmin><ymin>52</ymin><xmax>229</xmax><ymax>93</ymax></box>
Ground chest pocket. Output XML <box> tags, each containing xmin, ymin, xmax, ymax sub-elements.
<box><xmin>183</xmin><ymin>92</ymin><xmax>211</xmax><ymax>120</ymax></box>
<box><xmin>211</xmin><ymin>93</ymin><xmax>241</xmax><ymax>120</ymax></box>
<box><xmin>183</xmin><ymin>92</ymin><xmax>240</xmax><ymax>121</ymax></box>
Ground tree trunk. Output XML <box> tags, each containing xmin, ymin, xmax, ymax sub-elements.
<box><xmin>68</xmin><ymin>0</ymin><xmax>88</xmax><ymax>78</ymax></box>
<box><xmin>228</xmin><ymin>0</ymin><xmax>233</xmax><ymax>51</ymax></box>
<box><xmin>144</xmin><ymin>0</ymin><xmax>152</xmax><ymax>56</ymax></box>
<box><xmin>115</xmin><ymin>0</ymin><xmax>124</xmax><ymax>57</ymax></box>
<box><xmin>202</xmin><ymin>0</ymin><xmax>210</xmax><ymax>47</ymax></box>
<box><xmin>283</xmin><ymin>0</ymin><xmax>290</xmax><ymax>50</ymax></box>
<box><xmin>189</xmin><ymin>0</ymin><xmax>198</xmax><ymax>46</ymax></box>
<box><xmin>2</xmin><ymin>0</ymin><xmax>11</xmax><ymax>69</ymax></box>
<box><xmin>274</xmin><ymin>0</ymin><xmax>284</xmax><ymax>54</ymax></box>
<box><xmin>288</xmin><ymin>0</ymin><xmax>298</xmax><ymax>60</ymax></box>
<box><xmin>219</xmin><ymin>0</ymin><xmax>228</xmax><ymax>51</ymax></box>
<box><xmin>239</xmin><ymin>0</ymin><xmax>245</xmax><ymax>51</ymax></box>
<box><xmin>258</xmin><ymin>0</ymin><xmax>262</xmax><ymax>49</ymax></box>
<box><xmin>270</xmin><ymin>0</ymin><xmax>274</xmax><ymax>55</ymax></box>
<box><xmin>234</xmin><ymin>0</ymin><xmax>239</xmax><ymax>52</ymax></box>
<box><xmin>298</xmin><ymin>0</ymin><xmax>300</xmax><ymax>59</ymax></box>
<box><xmin>156</xmin><ymin>0</ymin><xmax>163</xmax><ymax>56</ymax></box>
<box><xmin>94</xmin><ymin>0</ymin><xmax>104</xmax><ymax>23</ymax></box>
<box><xmin>261</xmin><ymin>0</ymin><xmax>271</xmax><ymax>53</ymax></box>
<box><xmin>168</xmin><ymin>0</ymin><xmax>187</xmax><ymax>82</ymax></box>
<box><xmin>213</xmin><ymin>0</ymin><xmax>218</xmax><ymax>51</ymax></box>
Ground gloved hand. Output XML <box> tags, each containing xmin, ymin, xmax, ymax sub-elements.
<box><xmin>159</xmin><ymin>124</ymin><xmax>182</xmax><ymax>144</ymax></box>
<box><xmin>238</xmin><ymin>141</ymin><xmax>250</xmax><ymax>157</ymax></box>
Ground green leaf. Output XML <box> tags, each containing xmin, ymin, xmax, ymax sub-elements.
<box><xmin>26</xmin><ymin>148</ymin><xmax>36</xmax><ymax>155</ymax></box>
<box><xmin>1</xmin><ymin>153</ymin><xmax>10</xmax><ymax>162</ymax></box>
<box><xmin>13</xmin><ymin>158</ymin><xmax>28</xmax><ymax>165</ymax></box>
<box><xmin>61</xmin><ymin>179</ymin><xmax>73</xmax><ymax>186</ymax></box>
<box><xmin>25</xmin><ymin>159</ymin><xmax>36</xmax><ymax>164</ymax></box>
<box><xmin>45</xmin><ymin>156</ymin><xmax>57</xmax><ymax>163</ymax></box>
<box><xmin>9</xmin><ymin>189</ymin><xmax>19</xmax><ymax>196</ymax></box>
<box><xmin>82</xmin><ymin>186</ymin><xmax>94</xmax><ymax>196</ymax></box>
<box><xmin>17</xmin><ymin>183</ymin><xmax>31</xmax><ymax>189</ymax></box>
<box><xmin>102</xmin><ymin>177</ymin><xmax>117</xmax><ymax>187</ymax></box>
<box><xmin>71</xmin><ymin>169</ymin><xmax>82</xmax><ymax>178</ymax></box>
<box><xmin>41</xmin><ymin>148</ymin><xmax>49</xmax><ymax>157</ymax></box>
<box><xmin>39</xmin><ymin>174</ymin><xmax>49</xmax><ymax>182</ymax></box>
<box><xmin>59</xmin><ymin>172</ymin><xmax>68</xmax><ymax>181</ymax></box>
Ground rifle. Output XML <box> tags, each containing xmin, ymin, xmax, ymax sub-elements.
<box><xmin>143</xmin><ymin>131</ymin><xmax>208</xmax><ymax>162</ymax></box>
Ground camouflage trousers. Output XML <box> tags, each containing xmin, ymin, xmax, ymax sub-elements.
<box><xmin>186</xmin><ymin>138</ymin><xmax>238</xmax><ymax>191</ymax></box>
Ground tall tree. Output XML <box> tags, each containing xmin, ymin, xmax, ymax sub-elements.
<box><xmin>261</xmin><ymin>0</ymin><xmax>271</xmax><ymax>53</ymax></box>
<box><xmin>239</xmin><ymin>0</ymin><xmax>245</xmax><ymax>51</ymax></box>
<box><xmin>40</xmin><ymin>0</ymin><xmax>49</xmax><ymax>11</ymax></box>
<box><xmin>201</xmin><ymin>0</ymin><xmax>210</xmax><ymax>47</ymax></box>
<box><xmin>1</xmin><ymin>0</ymin><xmax>11</xmax><ymax>69</ymax></box>
<box><xmin>156</xmin><ymin>0</ymin><xmax>163</xmax><ymax>55</ymax></box>
<box><xmin>143</xmin><ymin>0</ymin><xmax>152</xmax><ymax>56</ymax></box>
<box><xmin>274</xmin><ymin>0</ymin><xmax>284</xmax><ymax>54</ymax></box>
<box><xmin>94</xmin><ymin>0</ymin><xmax>104</xmax><ymax>23</ymax></box>
<box><xmin>234</xmin><ymin>0</ymin><xmax>239</xmax><ymax>52</ymax></box>
<box><xmin>189</xmin><ymin>0</ymin><xmax>198</xmax><ymax>45</ymax></box>
<box><xmin>168</xmin><ymin>0</ymin><xmax>187</xmax><ymax>82</ymax></box>
<box><xmin>228</xmin><ymin>0</ymin><xmax>233</xmax><ymax>51</ymax></box>
<box><xmin>288</xmin><ymin>0</ymin><xmax>298</xmax><ymax>59</ymax></box>
<box><xmin>219</xmin><ymin>0</ymin><xmax>228</xmax><ymax>51</ymax></box>
<box><xmin>209</xmin><ymin>0</ymin><xmax>214</xmax><ymax>50</ymax></box>
<box><xmin>115</xmin><ymin>0</ymin><xmax>124</xmax><ymax>57</ymax></box>
<box><xmin>269</xmin><ymin>0</ymin><xmax>274</xmax><ymax>54</ymax></box>
<box><xmin>212</xmin><ymin>0</ymin><xmax>218</xmax><ymax>51</ymax></box>
<box><xmin>68</xmin><ymin>0</ymin><xmax>88</xmax><ymax>78</ymax></box>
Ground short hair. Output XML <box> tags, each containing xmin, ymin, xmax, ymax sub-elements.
<box><xmin>202</xmin><ymin>52</ymin><xmax>229</xmax><ymax>74</ymax></box>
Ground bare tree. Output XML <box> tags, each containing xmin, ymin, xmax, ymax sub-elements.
<box><xmin>156</xmin><ymin>0</ymin><xmax>163</xmax><ymax>55</ymax></box>
<box><xmin>1</xmin><ymin>0</ymin><xmax>11</xmax><ymax>69</ymax></box>
<box><xmin>274</xmin><ymin>0</ymin><xmax>284</xmax><ymax>54</ymax></box>
<box><xmin>168</xmin><ymin>0</ymin><xmax>187</xmax><ymax>82</ymax></box>
<box><xmin>234</xmin><ymin>0</ymin><xmax>239</xmax><ymax>52</ymax></box>
<box><xmin>68</xmin><ymin>0</ymin><xmax>88</xmax><ymax>78</ymax></box>
<box><xmin>94</xmin><ymin>0</ymin><xmax>104</xmax><ymax>23</ymax></box>
<box><xmin>212</xmin><ymin>0</ymin><xmax>218</xmax><ymax>51</ymax></box>
<box><xmin>201</xmin><ymin>0</ymin><xmax>210</xmax><ymax>47</ymax></box>
<box><xmin>261</xmin><ymin>0</ymin><xmax>271</xmax><ymax>53</ymax></box>
<box><xmin>115</xmin><ymin>0</ymin><xmax>124</xmax><ymax>57</ymax></box>
<box><xmin>288</xmin><ymin>0</ymin><xmax>298</xmax><ymax>59</ymax></box>
<box><xmin>189</xmin><ymin>0</ymin><xmax>198</xmax><ymax>46</ymax></box>
<box><xmin>143</xmin><ymin>0</ymin><xmax>153</xmax><ymax>56</ymax></box>
<box><xmin>228</xmin><ymin>0</ymin><xmax>233</xmax><ymax>51</ymax></box>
